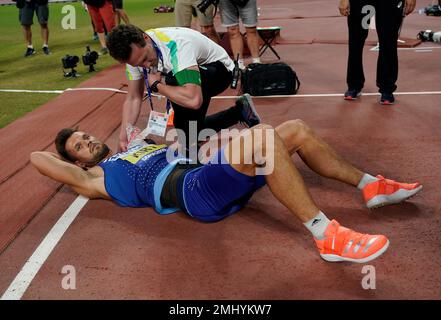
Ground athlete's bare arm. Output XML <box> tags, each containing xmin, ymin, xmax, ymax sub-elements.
<box><xmin>30</xmin><ymin>151</ymin><xmax>108</xmax><ymax>199</ymax></box>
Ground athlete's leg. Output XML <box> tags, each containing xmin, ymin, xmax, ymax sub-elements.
<box><xmin>274</xmin><ymin>119</ymin><xmax>422</xmax><ymax>208</ymax></box>
<box><xmin>222</xmin><ymin>123</ymin><xmax>391</xmax><ymax>263</ymax></box>
<box><xmin>275</xmin><ymin>119</ymin><xmax>363</xmax><ymax>186</ymax></box>
<box><xmin>224</xmin><ymin>124</ymin><xmax>319</xmax><ymax>223</ymax></box>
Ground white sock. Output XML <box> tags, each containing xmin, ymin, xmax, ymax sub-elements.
<box><xmin>357</xmin><ymin>173</ymin><xmax>378</xmax><ymax>190</ymax></box>
<box><xmin>27</xmin><ymin>44</ymin><xmax>33</xmax><ymax>49</ymax></box>
<box><xmin>252</xmin><ymin>57</ymin><xmax>261</xmax><ymax>64</ymax></box>
<box><xmin>303</xmin><ymin>211</ymin><xmax>331</xmax><ymax>240</ymax></box>
<box><xmin>43</xmin><ymin>44</ymin><xmax>48</xmax><ymax>48</ymax></box>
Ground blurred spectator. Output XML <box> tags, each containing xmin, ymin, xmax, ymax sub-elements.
<box><xmin>175</xmin><ymin>0</ymin><xmax>221</xmax><ymax>44</ymax></box>
<box><xmin>83</xmin><ymin>0</ymin><xmax>116</xmax><ymax>54</ymax></box>
<box><xmin>112</xmin><ymin>0</ymin><xmax>130</xmax><ymax>25</ymax></box>
<box><xmin>14</xmin><ymin>0</ymin><xmax>50</xmax><ymax>57</ymax></box>
<box><xmin>81</xmin><ymin>2</ymin><xmax>108</xmax><ymax>41</ymax></box>
<box><xmin>219</xmin><ymin>0</ymin><xmax>260</xmax><ymax>69</ymax></box>
<box><xmin>339</xmin><ymin>0</ymin><xmax>416</xmax><ymax>105</ymax></box>
<box><xmin>91</xmin><ymin>20</ymin><xmax>108</xmax><ymax>41</ymax></box>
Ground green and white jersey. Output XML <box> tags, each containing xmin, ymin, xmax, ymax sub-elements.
<box><xmin>125</xmin><ymin>27</ymin><xmax>234</xmax><ymax>86</ymax></box>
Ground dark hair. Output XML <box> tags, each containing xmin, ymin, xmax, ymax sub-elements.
<box><xmin>55</xmin><ymin>128</ymin><xmax>78</xmax><ymax>162</ymax></box>
<box><xmin>106</xmin><ymin>24</ymin><xmax>147</xmax><ymax>61</ymax></box>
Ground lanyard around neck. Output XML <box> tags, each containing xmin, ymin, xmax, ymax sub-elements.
<box><xmin>142</xmin><ymin>37</ymin><xmax>170</xmax><ymax>112</ymax></box>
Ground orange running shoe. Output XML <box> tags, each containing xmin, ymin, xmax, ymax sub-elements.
<box><xmin>314</xmin><ymin>220</ymin><xmax>389</xmax><ymax>263</ymax></box>
<box><xmin>363</xmin><ymin>175</ymin><xmax>422</xmax><ymax>209</ymax></box>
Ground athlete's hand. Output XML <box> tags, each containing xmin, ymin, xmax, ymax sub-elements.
<box><xmin>404</xmin><ymin>0</ymin><xmax>416</xmax><ymax>16</ymax></box>
<box><xmin>339</xmin><ymin>0</ymin><xmax>350</xmax><ymax>16</ymax></box>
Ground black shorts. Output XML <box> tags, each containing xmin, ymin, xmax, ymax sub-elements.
<box><xmin>19</xmin><ymin>2</ymin><xmax>49</xmax><ymax>26</ymax></box>
<box><xmin>112</xmin><ymin>0</ymin><xmax>123</xmax><ymax>10</ymax></box>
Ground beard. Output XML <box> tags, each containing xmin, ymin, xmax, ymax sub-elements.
<box><xmin>86</xmin><ymin>142</ymin><xmax>111</xmax><ymax>167</ymax></box>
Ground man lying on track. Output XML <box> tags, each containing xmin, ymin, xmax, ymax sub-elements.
<box><xmin>30</xmin><ymin>120</ymin><xmax>422</xmax><ymax>263</ymax></box>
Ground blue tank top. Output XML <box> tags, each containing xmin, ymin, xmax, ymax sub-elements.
<box><xmin>98</xmin><ymin>144</ymin><xmax>184</xmax><ymax>214</ymax></box>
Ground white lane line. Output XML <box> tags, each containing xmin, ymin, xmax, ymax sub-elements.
<box><xmin>0</xmin><ymin>195</ymin><xmax>89</xmax><ymax>300</ymax></box>
<box><xmin>0</xmin><ymin>89</ymin><xmax>64</xmax><ymax>94</ymax></box>
<box><xmin>64</xmin><ymin>87</ymin><xmax>127</xmax><ymax>94</ymax></box>
<box><xmin>1</xmin><ymin>88</ymin><xmax>441</xmax><ymax>99</ymax></box>
<box><xmin>0</xmin><ymin>87</ymin><xmax>126</xmax><ymax>94</ymax></box>
<box><xmin>370</xmin><ymin>46</ymin><xmax>441</xmax><ymax>52</ymax></box>
<box><xmin>399</xmin><ymin>46</ymin><xmax>441</xmax><ymax>51</ymax></box>
<box><xmin>212</xmin><ymin>91</ymin><xmax>441</xmax><ymax>99</ymax></box>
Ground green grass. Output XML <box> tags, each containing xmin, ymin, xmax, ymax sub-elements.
<box><xmin>0</xmin><ymin>0</ymin><xmax>175</xmax><ymax>128</ymax></box>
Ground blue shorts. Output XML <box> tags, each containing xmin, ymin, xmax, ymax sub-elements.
<box><xmin>181</xmin><ymin>148</ymin><xmax>266</xmax><ymax>222</ymax></box>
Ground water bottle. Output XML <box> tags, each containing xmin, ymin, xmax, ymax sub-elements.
<box><xmin>126</xmin><ymin>124</ymin><xmax>148</xmax><ymax>148</ymax></box>
<box><xmin>230</xmin><ymin>54</ymin><xmax>240</xmax><ymax>89</ymax></box>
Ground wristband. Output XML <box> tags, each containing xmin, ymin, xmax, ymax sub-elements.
<box><xmin>151</xmin><ymin>80</ymin><xmax>161</xmax><ymax>93</ymax></box>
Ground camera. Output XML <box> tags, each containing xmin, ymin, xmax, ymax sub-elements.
<box><xmin>197</xmin><ymin>0</ymin><xmax>219</xmax><ymax>14</ymax></box>
<box><xmin>61</xmin><ymin>54</ymin><xmax>79</xmax><ymax>69</ymax></box>
<box><xmin>82</xmin><ymin>46</ymin><xmax>99</xmax><ymax>72</ymax></box>
<box><xmin>418</xmin><ymin>30</ymin><xmax>441</xmax><ymax>43</ymax></box>
<box><xmin>61</xmin><ymin>54</ymin><xmax>79</xmax><ymax>78</ymax></box>
<box><xmin>424</xmin><ymin>4</ymin><xmax>441</xmax><ymax>16</ymax></box>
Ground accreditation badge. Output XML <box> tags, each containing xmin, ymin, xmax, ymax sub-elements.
<box><xmin>146</xmin><ymin>110</ymin><xmax>169</xmax><ymax>137</ymax></box>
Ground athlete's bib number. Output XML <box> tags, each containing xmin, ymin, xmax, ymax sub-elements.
<box><xmin>120</xmin><ymin>144</ymin><xmax>167</xmax><ymax>164</ymax></box>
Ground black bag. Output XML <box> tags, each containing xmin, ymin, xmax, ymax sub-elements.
<box><xmin>241</xmin><ymin>62</ymin><xmax>300</xmax><ymax>96</ymax></box>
